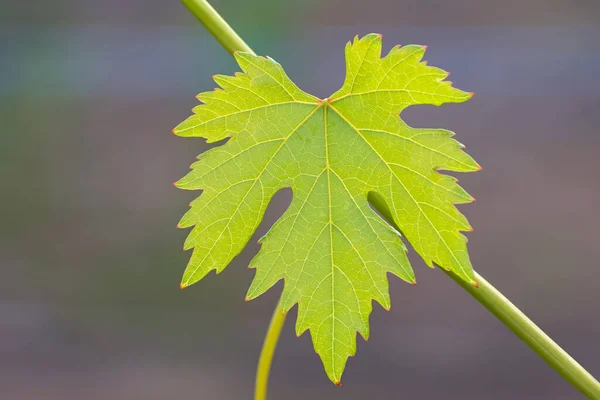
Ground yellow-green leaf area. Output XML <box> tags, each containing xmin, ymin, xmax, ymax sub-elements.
<box><xmin>173</xmin><ymin>33</ymin><xmax>480</xmax><ymax>384</ymax></box>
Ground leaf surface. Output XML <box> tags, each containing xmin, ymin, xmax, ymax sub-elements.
<box><xmin>174</xmin><ymin>34</ymin><xmax>480</xmax><ymax>384</ymax></box>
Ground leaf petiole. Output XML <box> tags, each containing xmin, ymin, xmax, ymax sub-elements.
<box><xmin>255</xmin><ymin>295</ymin><xmax>287</xmax><ymax>400</ymax></box>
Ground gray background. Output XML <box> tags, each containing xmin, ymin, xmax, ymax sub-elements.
<box><xmin>1</xmin><ymin>0</ymin><xmax>599</xmax><ymax>398</ymax></box>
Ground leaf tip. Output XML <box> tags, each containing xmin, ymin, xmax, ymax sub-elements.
<box><xmin>445</xmin><ymin>71</ymin><xmax>451</xmax><ymax>78</ymax></box>
<box><xmin>476</xmin><ymin>164</ymin><xmax>483</xmax><ymax>171</ymax></box>
<box><xmin>410</xmin><ymin>279</ymin><xmax>417</xmax><ymax>285</ymax></box>
<box><xmin>467</xmin><ymin>92</ymin><xmax>475</xmax><ymax>99</ymax></box>
<box><xmin>335</xmin><ymin>380</ymin><xmax>343</xmax><ymax>387</ymax></box>
<box><xmin>468</xmin><ymin>225</ymin><xmax>474</xmax><ymax>232</ymax></box>
<box><xmin>244</xmin><ymin>295</ymin><xmax>250</xmax><ymax>302</ymax></box>
<box><xmin>421</xmin><ymin>45</ymin><xmax>428</xmax><ymax>51</ymax></box>
<box><xmin>376</xmin><ymin>33</ymin><xmax>382</xmax><ymax>40</ymax></box>
<box><xmin>470</xmin><ymin>195</ymin><xmax>476</xmax><ymax>203</ymax></box>
<box><xmin>180</xmin><ymin>282</ymin><xmax>187</xmax><ymax>290</ymax></box>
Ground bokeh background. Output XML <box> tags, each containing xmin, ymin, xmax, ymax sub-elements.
<box><xmin>1</xmin><ymin>1</ymin><xmax>599</xmax><ymax>399</ymax></box>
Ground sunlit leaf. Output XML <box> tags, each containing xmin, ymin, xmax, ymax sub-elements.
<box><xmin>173</xmin><ymin>33</ymin><xmax>479</xmax><ymax>384</ymax></box>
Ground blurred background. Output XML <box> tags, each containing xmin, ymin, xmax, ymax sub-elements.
<box><xmin>1</xmin><ymin>0</ymin><xmax>599</xmax><ymax>398</ymax></box>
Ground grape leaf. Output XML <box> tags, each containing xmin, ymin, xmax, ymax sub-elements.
<box><xmin>173</xmin><ymin>33</ymin><xmax>480</xmax><ymax>384</ymax></box>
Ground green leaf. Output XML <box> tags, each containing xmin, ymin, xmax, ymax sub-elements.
<box><xmin>173</xmin><ymin>33</ymin><xmax>480</xmax><ymax>384</ymax></box>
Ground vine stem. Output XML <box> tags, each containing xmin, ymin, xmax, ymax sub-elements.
<box><xmin>445</xmin><ymin>270</ymin><xmax>600</xmax><ymax>399</ymax></box>
<box><xmin>255</xmin><ymin>296</ymin><xmax>287</xmax><ymax>400</ymax></box>
<box><xmin>369</xmin><ymin>192</ymin><xmax>600</xmax><ymax>399</ymax></box>
<box><xmin>181</xmin><ymin>0</ymin><xmax>254</xmax><ymax>55</ymax></box>
<box><xmin>180</xmin><ymin>1</ymin><xmax>600</xmax><ymax>398</ymax></box>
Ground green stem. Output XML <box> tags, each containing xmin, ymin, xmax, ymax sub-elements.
<box><xmin>255</xmin><ymin>296</ymin><xmax>287</xmax><ymax>400</ymax></box>
<box><xmin>446</xmin><ymin>270</ymin><xmax>600</xmax><ymax>399</ymax></box>
<box><xmin>181</xmin><ymin>0</ymin><xmax>254</xmax><ymax>55</ymax></box>
<box><xmin>180</xmin><ymin>1</ymin><xmax>600</xmax><ymax>398</ymax></box>
<box><xmin>369</xmin><ymin>192</ymin><xmax>600</xmax><ymax>398</ymax></box>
